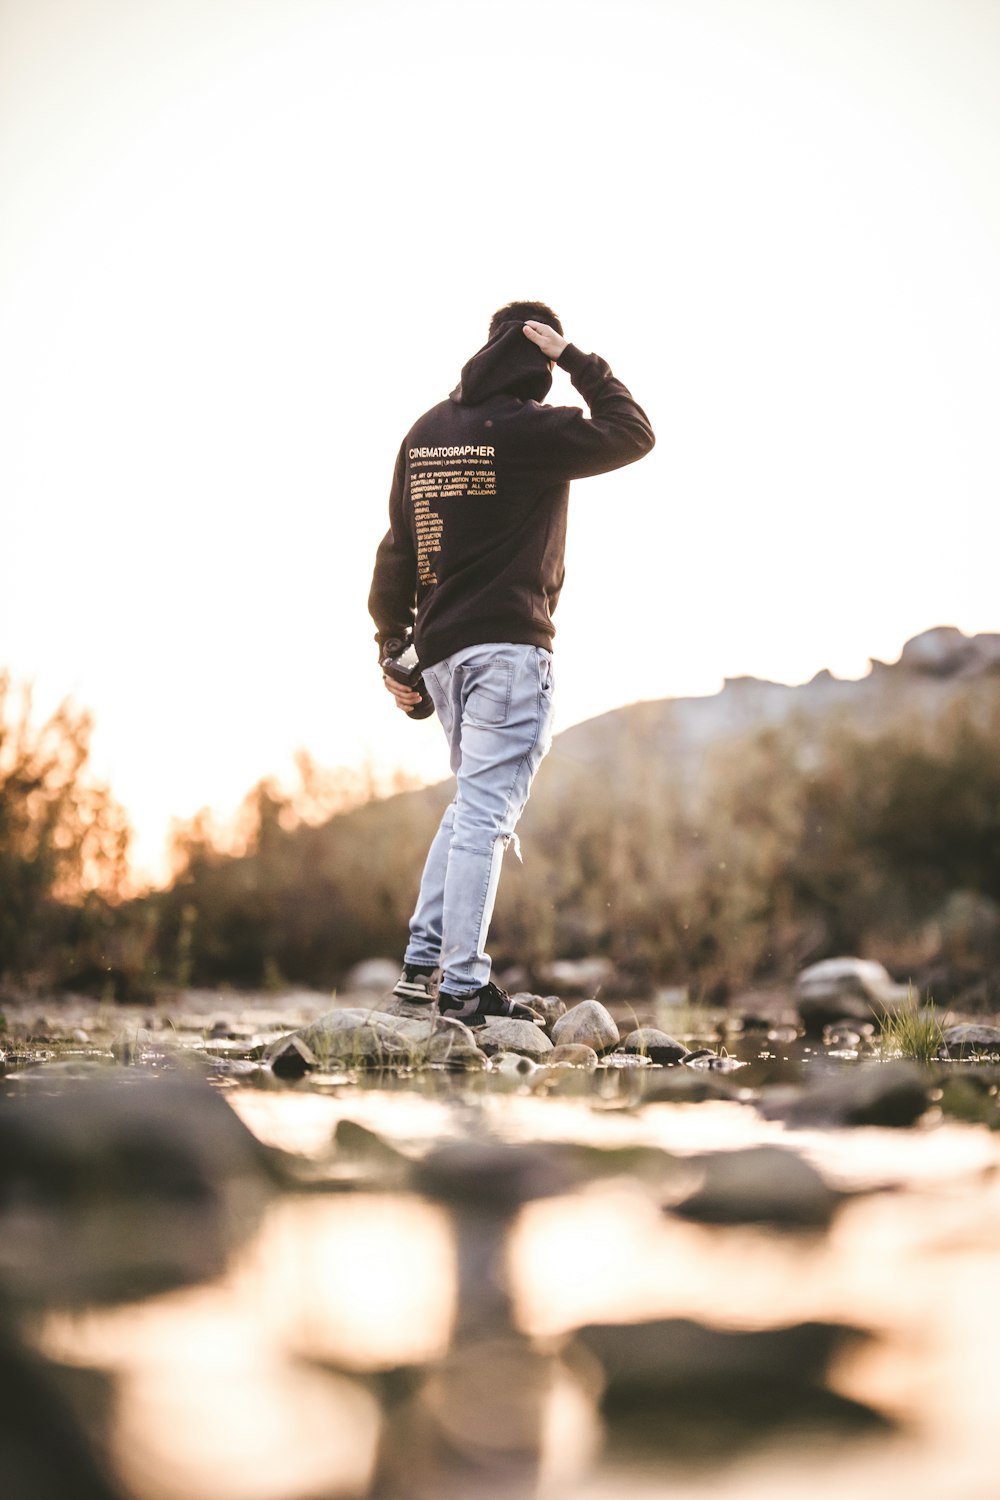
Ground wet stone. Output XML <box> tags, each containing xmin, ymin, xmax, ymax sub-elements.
<box><xmin>685</xmin><ymin>1050</ymin><xmax>747</xmax><ymax>1073</ymax></box>
<box><xmin>546</xmin><ymin>1043</ymin><xmax>599</xmax><ymax>1069</ymax></box>
<box><xmin>424</xmin><ymin>1024</ymin><xmax>488</xmax><ymax>1070</ymax></box>
<box><xmin>475</xmin><ymin>1018</ymin><xmax>554</xmax><ymax>1059</ymax></box>
<box><xmin>512</xmin><ymin>992</ymin><xmax>566</xmax><ymax>1029</ymax></box>
<box><xmin>284</xmin><ymin>1008</ymin><xmax>436</xmax><ymax>1069</ymax></box>
<box><xmin>942</xmin><ymin>1024</ymin><xmax>1000</xmax><ymax>1058</ymax></box>
<box><xmin>551</xmin><ymin>1000</ymin><xmax>620</xmax><ymax>1055</ymax></box>
<box><xmin>490</xmin><ymin>1051</ymin><xmax>541</xmax><ymax>1078</ymax></box>
<box><xmin>622</xmin><ymin>1027</ymin><xmax>688</xmax><ymax>1065</ymax></box>
<box><xmin>268</xmin><ymin>1035</ymin><xmax>320</xmax><ymax>1079</ymax></box>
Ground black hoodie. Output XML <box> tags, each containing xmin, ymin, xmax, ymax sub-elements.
<box><xmin>369</xmin><ymin>321</ymin><xmax>655</xmax><ymax>671</ymax></box>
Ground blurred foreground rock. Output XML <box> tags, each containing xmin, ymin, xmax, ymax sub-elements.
<box><xmin>671</xmin><ymin>1144</ymin><xmax>844</xmax><ymax>1230</ymax></box>
<box><xmin>0</xmin><ymin>1069</ymin><xmax>271</xmax><ymax>1306</ymax></box>
<box><xmin>757</xmin><ymin>1060</ymin><xmax>931</xmax><ymax>1129</ymax></box>
<box><xmin>574</xmin><ymin>1317</ymin><xmax>887</xmax><ymax>1458</ymax></box>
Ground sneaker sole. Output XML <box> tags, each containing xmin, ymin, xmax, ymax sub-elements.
<box><xmin>440</xmin><ymin>1009</ymin><xmax>544</xmax><ymax>1028</ymax></box>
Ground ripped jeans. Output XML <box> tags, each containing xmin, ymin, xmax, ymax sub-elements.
<box><xmin>403</xmin><ymin>643</ymin><xmax>555</xmax><ymax>997</ymax></box>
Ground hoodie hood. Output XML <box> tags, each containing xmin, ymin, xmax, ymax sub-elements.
<box><xmin>450</xmin><ymin>320</ymin><xmax>553</xmax><ymax>406</ymax></box>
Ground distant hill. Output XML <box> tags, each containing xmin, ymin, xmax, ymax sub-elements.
<box><xmin>152</xmin><ymin>626</ymin><xmax>1000</xmax><ymax>1004</ymax></box>
<box><xmin>549</xmin><ymin>625</ymin><xmax>1000</xmax><ymax>791</ymax></box>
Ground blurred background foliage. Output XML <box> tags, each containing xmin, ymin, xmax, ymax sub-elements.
<box><xmin>3</xmin><ymin>669</ymin><xmax>1000</xmax><ymax>1008</ymax></box>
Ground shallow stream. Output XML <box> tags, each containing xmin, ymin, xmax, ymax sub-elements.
<box><xmin>3</xmin><ymin>991</ymin><xmax>1000</xmax><ymax>1500</ymax></box>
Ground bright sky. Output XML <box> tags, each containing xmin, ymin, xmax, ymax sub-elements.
<box><xmin>2</xmin><ymin>0</ymin><xmax>998</xmax><ymax>881</ymax></box>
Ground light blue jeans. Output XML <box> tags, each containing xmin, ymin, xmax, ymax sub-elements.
<box><xmin>404</xmin><ymin>643</ymin><xmax>555</xmax><ymax>997</ymax></box>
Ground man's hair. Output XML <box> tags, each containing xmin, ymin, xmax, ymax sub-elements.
<box><xmin>488</xmin><ymin>300</ymin><xmax>563</xmax><ymax>339</ymax></box>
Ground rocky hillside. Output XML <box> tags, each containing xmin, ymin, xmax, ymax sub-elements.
<box><xmin>149</xmin><ymin>625</ymin><xmax>1000</xmax><ymax>1004</ymax></box>
<box><xmin>551</xmin><ymin>626</ymin><xmax>1000</xmax><ymax>791</ymax></box>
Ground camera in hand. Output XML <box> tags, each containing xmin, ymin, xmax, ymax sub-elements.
<box><xmin>381</xmin><ymin>638</ymin><xmax>435</xmax><ymax>720</ymax></box>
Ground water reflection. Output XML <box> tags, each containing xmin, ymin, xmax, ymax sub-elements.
<box><xmin>4</xmin><ymin>1061</ymin><xmax>1000</xmax><ymax>1499</ymax></box>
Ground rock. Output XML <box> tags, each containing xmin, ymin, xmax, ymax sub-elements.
<box><xmin>546</xmin><ymin>1044</ymin><xmax>599</xmax><ymax>1069</ymax></box>
<box><xmin>0</xmin><ymin>1071</ymin><xmax>270</xmax><ymax>1306</ymax></box>
<box><xmin>738</xmin><ymin>1013</ymin><xmax>772</xmax><ymax>1032</ymax></box>
<box><xmin>372</xmin><ymin>992</ymin><xmax>438</xmax><ymax>1022</ymax></box>
<box><xmin>425</xmin><ymin>1024</ymin><xmax>488</xmax><ymax>1069</ymax></box>
<box><xmin>70</xmin><ymin>1028</ymin><xmax>90</xmax><ymax>1045</ymax></box>
<box><xmin>622</xmin><ymin>1027</ymin><xmax>688</xmax><ymax>1064</ymax></box>
<box><xmin>898</xmin><ymin>625</ymin><xmax>977</xmax><ymax>677</ymax></box>
<box><xmin>342</xmin><ymin>957</ymin><xmax>403</xmax><ymax>992</ymax></box>
<box><xmin>490</xmin><ymin>1051</ymin><xmax>540</xmax><ymax>1079</ymax></box>
<box><xmin>685</xmin><ymin>1051</ymin><xmax>747</xmax><ymax>1073</ymax></box>
<box><xmin>511</xmin><ymin>992</ymin><xmax>566</xmax><ymax>1029</ymax></box>
<box><xmin>671</xmin><ymin>1145</ymin><xmax>843</xmax><ymax>1230</ymax></box>
<box><xmin>573</xmin><ymin>1317</ymin><xmax>884</xmax><ymax>1454</ymax></box>
<box><xmin>552</xmin><ymin>999</ymin><xmax>619</xmax><ymax>1054</ymax></box>
<box><xmin>795</xmin><ymin>957</ymin><xmax>909</xmax><ymax>1036</ymax></box>
<box><xmin>334</xmin><ymin>1118</ymin><xmax>410</xmax><ymax>1172</ymax></box>
<box><xmin>536</xmin><ymin>957</ymin><xmax>615</xmax><ymax>997</ymax></box>
<box><xmin>942</xmin><ymin>1023</ymin><xmax>1000</xmax><ymax>1058</ymax></box>
<box><xmin>268</xmin><ymin>1035</ymin><xmax>320</xmax><ymax>1078</ymax></box>
<box><xmin>475</xmin><ymin>1018</ymin><xmax>554</xmax><ymax>1059</ymax></box>
<box><xmin>269</xmin><ymin>1008</ymin><xmax>487</xmax><ymax>1071</ymax></box>
<box><xmin>757</xmin><ymin>1060</ymin><xmax>931</xmax><ymax>1128</ymax></box>
<box><xmin>274</xmin><ymin>1007</ymin><xmax>436</xmax><ymax>1069</ymax></box>
<box><xmin>203</xmin><ymin>1056</ymin><xmax>260</xmax><ymax>1078</ymax></box>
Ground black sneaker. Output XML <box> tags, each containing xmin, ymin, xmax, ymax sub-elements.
<box><xmin>392</xmin><ymin>964</ymin><xmax>441</xmax><ymax>1003</ymax></box>
<box><xmin>438</xmin><ymin>981</ymin><xmax>545</xmax><ymax>1028</ymax></box>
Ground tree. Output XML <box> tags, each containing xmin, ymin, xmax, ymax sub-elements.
<box><xmin>0</xmin><ymin>674</ymin><xmax>131</xmax><ymax>986</ymax></box>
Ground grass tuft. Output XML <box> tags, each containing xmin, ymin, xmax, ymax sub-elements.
<box><xmin>877</xmin><ymin>984</ymin><xmax>946</xmax><ymax>1064</ymax></box>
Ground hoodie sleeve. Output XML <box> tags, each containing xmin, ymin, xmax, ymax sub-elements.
<box><xmin>511</xmin><ymin>344</ymin><xmax>655</xmax><ymax>481</ymax></box>
<box><xmin>368</xmin><ymin>443</ymin><xmax>417</xmax><ymax>657</ymax></box>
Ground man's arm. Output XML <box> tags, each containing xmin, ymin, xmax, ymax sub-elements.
<box><xmin>368</xmin><ymin>443</ymin><xmax>417</xmax><ymax>657</ymax></box>
<box><xmin>520</xmin><ymin>320</ymin><xmax>655</xmax><ymax>480</ymax></box>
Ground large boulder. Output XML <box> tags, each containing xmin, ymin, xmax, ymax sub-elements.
<box><xmin>267</xmin><ymin>1007</ymin><xmax>475</xmax><ymax>1070</ymax></box>
<box><xmin>552</xmin><ymin>1000</ymin><xmax>620</xmax><ymax>1054</ymax></box>
<box><xmin>795</xmin><ymin>957</ymin><xmax>908</xmax><ymax>1036</ymax></box>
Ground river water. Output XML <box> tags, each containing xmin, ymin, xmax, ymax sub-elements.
<box><xmin>5</xmin><ymin>996</ymin><xmax>1000</xmax><ymax>1499</ymax></box>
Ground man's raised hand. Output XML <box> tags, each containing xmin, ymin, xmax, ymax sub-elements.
<box><xmin>523</xmin><ymin>321</ymin><xmax>568</xmax><ymax>360</ymax></box>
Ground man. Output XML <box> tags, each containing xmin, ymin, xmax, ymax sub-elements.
<box><xmin>368</xmin><ymin>301</ymin><xmax>654</xmax><ymax>1027</ymax></box>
